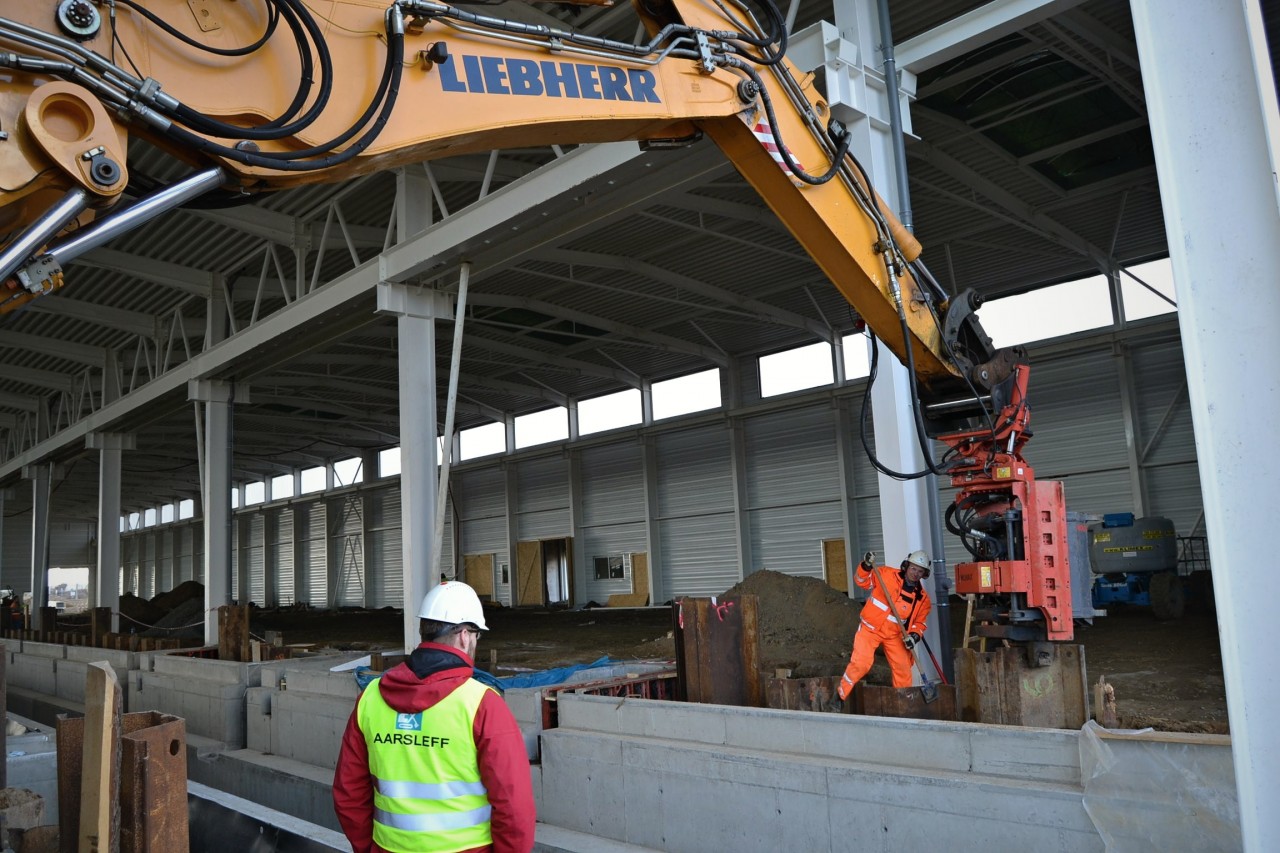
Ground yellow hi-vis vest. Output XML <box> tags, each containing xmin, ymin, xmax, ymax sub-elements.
<box><xmin>357</xmin><ymin>676</ymin><xmax>493</xmax><ymax>853</ymax></box>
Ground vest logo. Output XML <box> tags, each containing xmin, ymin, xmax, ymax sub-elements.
<box><xmin>395</xmin><ymin>712</ymin><xmax>423</xmax><ymax>731</ymax></box>
<box><xmin>439</xmin><ymin>54</ymin><xmax>661</xmax><ymax>104</ymax></box>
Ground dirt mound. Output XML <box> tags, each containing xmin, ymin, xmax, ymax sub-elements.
<box><xmin>723</xmin><ymin>569</ymin><xmax>869</xmax><ymax>678</ymax></box>
<box><xmin>150</xmin><ymin>580</ymin><xmax>203</xmax><ymax>613</ymax></box>
<box><xmin>118</xmin><ymin>592</ymin><xmax>167</xmax><ymax>632</ymax></box>
<box><xmin>142</xmin><ymin>596</ymin><xmax>205</xmax><ymax>639</ymax></box>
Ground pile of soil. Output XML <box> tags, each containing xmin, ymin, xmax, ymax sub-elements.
<box><xmin>119</xmin><ymin>580</ymin><xmax>206</xmax><ymax>638</ymax></box>
<box><xmin>722</xmin><ymin>570</ymin><xmax>875</xmax><ymax>680</ymax></box>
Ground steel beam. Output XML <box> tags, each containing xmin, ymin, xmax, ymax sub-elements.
<box><xmin>896</xmin><ymin>0</ymin><xmax>1088</xmax><ymax>73</ymax></box>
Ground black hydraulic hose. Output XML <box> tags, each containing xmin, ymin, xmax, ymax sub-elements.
<box><xmin>858</xmin><ymin>332</ymin><xmax>932</xmax><ymax>481</ymax></box>
<box><xmin>168</xmin><ymin>0</ymin><xmax>325</xmax><ymax>138</ymax></box>
<box><xmin>731</xmin><ymin>61</ymin><xmax>851</xmax><ymax>185</ymax></box>
<box><xmin>882</xmin><ymin>266</ymin><xmax>948</xmax><ymax>478</ymax></box>
<box><xmin>719</xmin><ymin>0</ymin><xmax>788</xmax><ymax>63</ymax></box>
<box><xmin>170</xmin><ymin>0</ymin><xmax>333</xmax><ymax>140</ymax></box>
<box><xmin>160</xmin><ymin>19</ymin><xmax>403</xmax><ymax>171</ymax></box>
<box><xmin>116</xmin><ymin>0</ymin><xmax>279</xmax><ymax>57</ymax></box>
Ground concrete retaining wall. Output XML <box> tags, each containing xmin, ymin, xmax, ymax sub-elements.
<box><xmin>5</xmin><ymin>713</ymin><xmax>58</xmax><ymax>826</ymax></box>
<box><xmin>3</xmin><ymin>641</ymin><xmax>1238</xmax><ymax>853</ymax></box>
<box><xmin>537</xmin><ymin>695</ymin><xmax>1234</xmax><ymax>853</ymax></box>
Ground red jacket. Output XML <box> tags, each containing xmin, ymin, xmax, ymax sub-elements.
<box><xmin>855</xmin><ymin>564</ymin><xmax>931</xmax><ymax>638</ymax></box>
<box><xmin>332</xmin><ymin>642</ymin><xmax>537</xmax><ymax>853</ymax></box>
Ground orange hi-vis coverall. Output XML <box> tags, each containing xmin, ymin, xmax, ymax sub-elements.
<box><xmin>838</xmin><ymin>564</ymin><xmax>932</xmax><ymax>697</ymax></box>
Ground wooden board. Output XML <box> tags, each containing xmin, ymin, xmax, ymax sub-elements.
<box><xmin>674</xmin><ymin>595</ymin><xmax>762</xmax><ymax>707</ymax></box>
<box><xmin>765</xmin><ymin>675</ymin><xmax>844</xmax><ymax>712</ymax></box>
<box><xmin>78</xmin><ymin>661</ymin><xmax>122</xmax><ymax>853</ymax></box>
<box><xmin>855</xmin><ymin>683</ymin><xmax>958</xmax><ymax>721</ymax></box>
<box><xmin>217</xmin><ymin>605</ymin><xmax>250</xmax><ymax>662</ymax></box>
<box><xmin>606</xmin><ymin>552</ymin><xmax>650</xmax><ymax>607</ymax></box>
<box><xmin>516</xmin><ymin>541</ymin><xmax>543</xmax><ymax>606</ymax></box>
<box><xmin>463</xmin><ymin>553</ymin><xmax>495</xmax><ymax>599</ymax></box>
<box><xmin>822</xmin><ymin>539</ymin><xmax>848</xmax><ymax>593</ymax></box>
<box><xmin>955</xmin><ymin>644</ymin><xmax>1089</xmax><ymax>728</ymax></box>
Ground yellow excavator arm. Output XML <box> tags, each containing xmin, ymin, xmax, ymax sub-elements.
<box><xmin>0</xmin><ymin>0</ymin><xmax>1003</xmax><ymax>409</ymax></box>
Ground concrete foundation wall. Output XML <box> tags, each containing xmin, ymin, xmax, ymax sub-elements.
<box><xmin>3</xmin><ymin>642</ymin><xmax>1238</xmax><ymax>853</ymax></box>
<box><xmin>186</xmin><ymin>735</ymin><xmax>343</xmax><ymax>832</ymax></box>
<box><xmin>537</xmin><ymin>695</ymin><xmax>1235</xmax><ymax>853</ymax></box>
<box><xmin>5</xmin><ymin>714</ymin><xmax>58</xmax><ymax>826</ymax></box>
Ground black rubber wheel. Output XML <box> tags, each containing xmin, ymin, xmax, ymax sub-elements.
<box><xmin>1149</xmin><ymin>571</ymin><xmax>1186</xmax><ymax>621</ymax></box>
<box><xmin>1187</xmin><ymin>570</ymin><xmax>1216</xmax><ymax>616</ymax></box>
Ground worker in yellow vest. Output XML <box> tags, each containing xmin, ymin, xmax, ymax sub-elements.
<box><xmin>333</xmin><ymin>581</ymin><xmax>535</xmax><ymax>852</ymax></box>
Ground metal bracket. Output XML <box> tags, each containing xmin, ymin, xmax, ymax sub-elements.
<box><xmin>187</xmin><ymin>0</ymin><xmax>222</xmax><ymax>32</ymax></box>
<box><xmin>14</xmin><ymin>255</ymin><xmax>63</xmax><ymax>295</ymax></box>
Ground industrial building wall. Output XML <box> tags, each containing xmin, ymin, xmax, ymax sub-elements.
<box><xmin>70</xmin><ymin>319</ymin><xmax>1203</xmax><ymax>608</ymax></box>
<box><xmin>578</xmin><ymin>441</ymin><xmax>647</xmax><ymax>603</ymax></box>
<box><xmin>744</xmin><ymin>405</ymin><xmax>844</xmax><ymax>578</ymax></box>
<box><xmin>365</xmin><ymin>489</ymin><xmax>402</xmax><ymax>607</ymax></box>
<box><xmin>515</xmin><ymin>456</ymin><xmax>570</xmax><ymax>541</ymax></box>
<box><xmin>456</xmin><ymin>467</ymin><xmax>512</xmax><ymax>606</ymax></box>
<box><xmin>656</xmin><ymin>424</ymin><xmax>739</xmax><ymax>598</ymax></box>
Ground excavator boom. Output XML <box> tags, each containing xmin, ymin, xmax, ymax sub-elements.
<box><xmin>0</xmin><ymin>0</ymin><xmax>993</xmax><ymax>398</ymax></box>
<box><xmin>0</xmin><ymin>0</ymin><xmax>1072</xmax><ymax>640</ymax></box>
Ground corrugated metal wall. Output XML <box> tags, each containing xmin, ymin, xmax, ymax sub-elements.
<box><xmin>328</xmin><ymin>493</ymin><xmax>365</xmax><ymax>607</ymax></box>
<box><xmin>515</xmin><ymin>456</ymin><xmax>570</xmax><ymax>541</ymax></box>
<box><xmin>580</xmin><ymin>441</ymin><xmax>646</xmax><ymax>601</ymax></box>
<box><xmin>296</xmin><ymin>503</ymin><xmax>327</xmax><ymax>604</ymax></box>
<box><xmin>1130</xmin><ymin>340</ymin><xmax>1203</xmax><ymax>534</ymax></box>
<box><xmin>178</xmin><ymin>524</ymin><xmax>199</xmax><ymax>584</ymax></box>
<box><xmin>156</xmin><ymin>529</ymin><xmax>173</xmax><ymax>593</ymax></box>
<box><xmin>366</xmin><ymin>488</ymin><xmax>402</xmax><ymax>608</ymax></box>
<box><xmin>656</xmin><ymin>424</ymin><xmax>740</xmax><ymax>597</ymax></box>
<box><xmin>68</xmin><ymin>324</ymin><xmax>1202</xmax><ymax>610</ymax></box>
<box><xmin>744</xmin><ymin>406</ymin><xmax>844</xmax><ymax>578</ymax></box>
<box><xmin>1029</xmin><ymin>349</ymin><xmax>1135</xmax><ymax>514</ymax></box>
<box><xmin>246</xmin><ymin>515</ymin><xmax>266</xmax><ymax>605</ymax></box>
<box><xmin>457</xmin><ymin>467</ymin><xmax>510</xmax><ymax>605</ymax></box>
<box><xmin>269</xmin><ymin>507</ymin><xmax>294</xmax><ymax>605</ymax></box>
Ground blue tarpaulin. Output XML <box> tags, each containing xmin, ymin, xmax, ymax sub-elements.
<box><xmin>352</xmin><ymin>661</ymin><xmax>603</xmax><ymax>694</ymax></box>
<box><xmin>495</xmin><ymin>657</ymin><xmax>619</xmax><ymax>689</ymax></box>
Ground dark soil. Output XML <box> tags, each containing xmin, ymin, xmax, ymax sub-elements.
<box><xmin>251</xmin><ymin>570</ymin><xmax>1228</xmax><ymax>734</ymax></box>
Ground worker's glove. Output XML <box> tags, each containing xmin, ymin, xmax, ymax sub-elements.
<box><xmin>903</xmin><ymin>632</ymin><xmax>921</xmax><ymax>651</ymax></box>
<box><xmin>861</xmin><ymin>551</ymin><xmax>876</xmax><ymax>571</ymax></box>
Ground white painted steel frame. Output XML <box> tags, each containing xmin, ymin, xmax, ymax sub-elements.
<box><xmin>1131</xmin><ymin>0</ymin><xmax>1280</xmax><ymax>847</ymax></box>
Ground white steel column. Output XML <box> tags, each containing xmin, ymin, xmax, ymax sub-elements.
<box><xmin>728</xmin><ymin>421</ymin><xmax>753</xmax><ymax>579</ymax></box>
<box><xmin>641</xmin><ymin>436</ymin><xmax>665</xmax><ymax>604</ymax></box>
<box><xmin>190</xmin><ymin>379</ymin><xmax>243</xmax><ymax>646</ymax></box>
<box><xmin>833</xmin><ymin>401</ymin><xmax>864</xmax><ymax>594</ymax></box>
<box><xmin>24</xmin><ymin>463</ymin><xmax>52</xmax><ymax>629</ymax></box>
<box><xmin>1131</xmin><ymin>1</ymin><xmax>1279</xmax><ymax>848</ymax></box>
<box><xmin>567</xmin><ymin>450</ymin><xmax>587</xmax><ymax>605</ymax></box>
<box><xmin>377</xmin><ymin>283</ymin><xmax>449</xmax><ymax>652</ymax></box>
<box><xmin>87</xmin><ymin>431</ymin><xmax>134</xmax><ymax>633</ymax></box>
<box><xmin>0</xmin><ymin>488</ymin><xmax>7</xmax><ymax>589</ymax></box>
<box><xmin>795</xmin><ymin>0</ymin><xmax>934</xmax><ymax>662</ymax></box>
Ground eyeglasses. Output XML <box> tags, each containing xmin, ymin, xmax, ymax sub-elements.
<box><xmin>460</xmin><ymin>626</ymin><xmax>482</xmax><ymax>638</ymax></box>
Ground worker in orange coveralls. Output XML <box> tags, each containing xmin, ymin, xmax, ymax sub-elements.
<box><xmin>333</xmin><ymin>581</ymin><xmax>536</xmax><ymax>853</ymax></box>
<box><xmin>838</xmin><ymin>549</ymin><xmax>933</xmax><ymax>698</ymax></box>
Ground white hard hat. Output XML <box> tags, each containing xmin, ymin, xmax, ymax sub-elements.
<box><xmin>417</xmin><ymin>581</ymin><xmax>488</xmax><ymax>630</ymax></box>
<box><xmin>905</xmin><ymin>550</ymin><xmax>931</xmax><ymax>570</ymax></box>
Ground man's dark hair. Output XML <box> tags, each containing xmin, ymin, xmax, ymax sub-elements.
<box><xmin>420</xmin><ymin>618</ymin><xmax>456</xmax><ymax>643</ymax></box>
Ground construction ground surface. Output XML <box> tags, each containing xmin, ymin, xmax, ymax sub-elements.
<box><xmin>243</xmin><ymin>570</ymin><xmax>1227</xmax><ymax>734</ymax></box>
